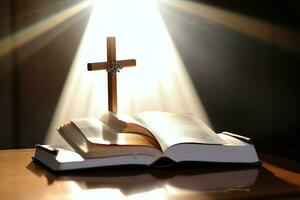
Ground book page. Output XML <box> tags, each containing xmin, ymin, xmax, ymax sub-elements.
<box><xmin>100</xmin><ymin>112</ymin><xmax>162</xmax><ymax>150</ymax></box>
<box><xmin>58</xmin><ymin>118</ymin><xmax>163</xmax><ymax>158</ymax></box>
<box><xmin>71</xmin><ymin>118</ymin><xmax>158</xmax><ymax>148</ymax></box>
<box><xmin>137</xmin><ymin>112</ymin><xmax>225</xmax><ymax>151</ymax></box>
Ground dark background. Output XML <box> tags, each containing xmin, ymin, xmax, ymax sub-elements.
<box><xmin>0</xmin><ymin>0</ymin><xmax>299</xmax><ymax>161</ymax></box>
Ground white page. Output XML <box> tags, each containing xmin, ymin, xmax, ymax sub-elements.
<box><xmin>138</xmin><ymin>112</ymin><xmax>225</xmax><ymax>151</ymax></box>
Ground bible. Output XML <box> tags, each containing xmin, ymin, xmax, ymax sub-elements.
<box><xmin>33</xmin><ymin>111</ymin><xmax>259</xmax><ymax>171</ymax></box>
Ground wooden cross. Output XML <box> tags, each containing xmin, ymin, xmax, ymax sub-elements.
<box><xmin>87</xmin><ymin>37</ymin><xmax>136</xmax><ymax>113</ymax></box>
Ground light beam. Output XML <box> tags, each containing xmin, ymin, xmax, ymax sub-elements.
<box><xmin>161</xmin><ymin>0</ymin><xmax>300</xmax><ymax>54</ymax></box>
<box><xmin>45</xmin><ymin>0</ymin><xmax>210</xmax><ymax>147</ymax></box>
<box><xmin>0</xmin><ymin>1</ymin><xmax>91</xmax><ymax>57</ymax></box>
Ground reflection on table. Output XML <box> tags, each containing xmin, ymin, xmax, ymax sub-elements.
<box><xmin>27</xmin><ymin>160</ymin><xmax>300</xmax><ymax>200</ymax></box>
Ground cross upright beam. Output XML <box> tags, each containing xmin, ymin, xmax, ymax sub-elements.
<box><xmin>87</xmin><ymin>37</ymin><xmax>136</xmax><ymax>113</ymax></box>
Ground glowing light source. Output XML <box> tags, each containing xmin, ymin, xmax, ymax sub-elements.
<box><xmin>45</xmin><ymin>0</ymin><xmax>209</xmax><ymax>146</ymax></box>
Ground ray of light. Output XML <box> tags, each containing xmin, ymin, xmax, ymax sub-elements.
<box><xmin>160</xmin><ymin>0</ymin><xmax>300</xmax><ymax>54</ymax></box>
<box><xmin>0</xmin><ymin>1</ymin><xmax>91</xmax><ymax>57</ymax></box>
<box><xmin>45</xmin><ymin>0</ymin><xmax>210</xmax><ymax>147</ymax></box>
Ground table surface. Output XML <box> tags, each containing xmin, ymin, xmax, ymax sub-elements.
<box><xmin>1</xmin><ymin>149</ymin><xmax>300</xmax><ymax>200</ymax></box>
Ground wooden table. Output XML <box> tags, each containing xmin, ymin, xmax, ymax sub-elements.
<box><xmin>1</xmin><ymin>149</ymin><xmax>300</xmax><ymax>200</ymax></box>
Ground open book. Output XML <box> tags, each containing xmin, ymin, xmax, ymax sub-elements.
<box><xmin>33</xmin><ymin>111</ymin><xmax>259</xmax><ymax>171</ymax></box>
